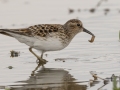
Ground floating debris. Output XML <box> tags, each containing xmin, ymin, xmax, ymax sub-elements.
<box><xmin>55</xmin><ymin>58</ymin><xmax>78</xmax><ymax>62</ymax></box>
<box><xmin>90</xmin><ymin>71</ymin><xmax>109</xmax><ymax>85</ymax></box>
<box><xmin>90</xmin><ymin>71</ymin><xmax>98</xmax><ymax>80</ymax></box>
<box><xmin>63</xmin><ymin>60</ymin><xmax>65</xmax><ymax>62</ymax></box>
<box><xmin>7</xmin><ymin>66</ymin><xmax>13</xmax><ymax>69</ymax></box>
<box><xmin>89</xmin><ymin>71</ymin><xmax>111</xmax><ymax>89</ymax></box>
<box><xmin>103</xmin><ymin>79</ymin><xmax>109</xmax><ymax>85</ymax></box>
<box><xmin>104</xmin><ymin>8</ymin><xmax>110</xmax><ymax>15</ymax></box>
<box><xmin>104</xmin><ymin>8</ymin><xmax>110</xmax><ymax>12</ymax></box>
<box><xmin>10</xmin><ymin>50</ymin><xmax>20</xmax><ymax>57</ymax></box>
<box><xmin>89</xmin><ymin>8</ymin><xmax>96</xmax><ymax>13</ymax></box>
<box><xmin>68</xmin><ymin>8</ymin><xmax>74</xmax><ymax>14</ymax></box>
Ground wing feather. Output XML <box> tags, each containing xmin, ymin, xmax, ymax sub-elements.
<box><xmin>0</xmin><ymin>24</ymin><xmax>64</xmax><ymax>38</ymax></box>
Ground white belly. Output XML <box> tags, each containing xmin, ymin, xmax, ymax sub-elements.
<box><xmin>7</xmin><ymin>32</ymin><xmax>67</xmax><ymax>52</ymax></box>
<box><xmin>33</xmin><ymin>37</ymin><xmax>66</xmax><ymax>51</ymax></box>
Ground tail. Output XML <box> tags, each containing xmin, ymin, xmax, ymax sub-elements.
<box><xmin>0</xmin><ymin>29</ymin><xmax>13</xmax><ymax>37</ymax></box>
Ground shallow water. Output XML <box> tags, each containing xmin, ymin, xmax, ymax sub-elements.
<box><xmin>0</xmin><ymin>0</ymin><xmax>120</xmax><ymax>90</ymax></box>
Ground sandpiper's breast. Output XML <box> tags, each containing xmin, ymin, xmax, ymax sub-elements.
<box><xmin>33</xmin><ymin>36</ymin><xmax>68</xmax><ymax>51</ymax></box>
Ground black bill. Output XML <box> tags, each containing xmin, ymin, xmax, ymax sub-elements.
<box><xmin>83</xmin><ymin>28</ymin><xmax>95</xmax><ymax>43</ymax></box>
<box><xmin>83</xmin><ymin>28</ymin><xmax>95</xmax><ymax>36</ymax></box>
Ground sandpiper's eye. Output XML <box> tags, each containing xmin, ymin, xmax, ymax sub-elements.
<box><xmin>77</xmin><ymin>24</ymin><xmax>80</xmax><ymax>26</ymax></box>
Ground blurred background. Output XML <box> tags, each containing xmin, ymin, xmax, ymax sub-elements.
<box><xmin>0</xmin><ymin>0</ymin><xmax>120</xmax><ymax>90</ymax></box>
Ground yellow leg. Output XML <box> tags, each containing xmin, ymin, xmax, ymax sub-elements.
<box><xmin>41</xmin><ymin>52</ymin><xmax>48</xmax><ymax>63</ymax></box>
<box><xmin>41</xmin><ymin>52</ymin><xmax>44</xmax><ymax>59</ymax></box>
<box><xmin>29</xmin><ymin>47</ymin><xmax>46</xmax><ymax>64</ymax></box>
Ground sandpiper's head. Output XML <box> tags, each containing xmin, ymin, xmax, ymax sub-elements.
<box><xmin>64</xmin><ymin>19</ymin><xmax>83</xmax><ymax>33</ymax></box>
<box><xmin>64</xmin><ymin>19</ymin><xmax>95</xmax><ymax>42</ymax></box>
<box><xmin>64</xmin><ymin>19</ymin><xmax>94</xmax><ymax>35</ymax></box>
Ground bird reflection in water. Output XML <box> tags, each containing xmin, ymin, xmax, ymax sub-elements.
<box><xmin>9</xmin><ymin>64</ymin><xmax>87</xmax><ymax>90</ymax></box>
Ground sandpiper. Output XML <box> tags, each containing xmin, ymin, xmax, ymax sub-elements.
<box><xmin>0</xmin><ymin>19</ymin><xmax>95</xmax><ymax>65</ymax></box>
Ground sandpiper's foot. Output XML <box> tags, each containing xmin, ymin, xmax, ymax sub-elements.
<box><xmin>36</xmin><ymin>58</ymin><xmax>48</xmax><ymax>65</ymax></box>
